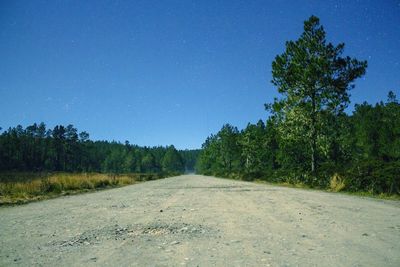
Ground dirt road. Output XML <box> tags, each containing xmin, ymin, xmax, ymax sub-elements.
<box><xmin>0</xmin><ymin>175</ymin><xmax>399</xmax><ymax>266</ymax></box>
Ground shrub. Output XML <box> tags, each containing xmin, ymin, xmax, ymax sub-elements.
<box><xmin>345</xmin><ymin>160</ymin><xmax>400</xmax><ymax>194</ymax></box>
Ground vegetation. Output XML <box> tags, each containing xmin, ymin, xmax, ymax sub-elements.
<box><xmin>0</xmin><ymin>172</ymin><xmax>169</xmax><ymax>205</ymax></box>
<box><xmin>0</xmin><ymin>16</ymin><xmax>398</xmax><ymax>202</ymax></box>
<box><xmin>269</xmin><ymin>15</ymin><xmax>367</xmax><ymax>175</ymax></box>
<box><xmin>180</xmin><ymin>149</ymin><xmax>201</xmax><ymax>172</ymax></box>
<box><xmin>0</xmin><ymin>123</ymin><xmax>198</xmax><ymax>174</ymax></box>
<box><xmin>196</xmin><ymin>16</ymin><xmax>399</xmax><ymax>196</ymax></box>
<box><xmin>0</xmin><ymin>123</ymin><xmax>199</xmax><ymax>204</ymax></box>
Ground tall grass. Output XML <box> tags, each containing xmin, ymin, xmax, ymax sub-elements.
<box><xmin>0</xmin><ymin>172</ymin><xmax>168</xmax><ymax>205</ymax></box>
<box><xmin>329</xmin><ymin>173</ymin><xmax>346</xmax><ymax>192</ymax></box>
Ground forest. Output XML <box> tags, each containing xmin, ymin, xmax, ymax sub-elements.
<box><xmin>196</xmin><ymin>95</ymin><xmax>400</xmax><ymax>195</ymax></box>
<box><xmin>196</xmin><ymin>16</ymin><xmax>399</xmax><ymax>195</ymax></box>
<box><xmin>0</xmin><ymin>123</ymin><xmax>199</xmax><ymax>175</ymax></box>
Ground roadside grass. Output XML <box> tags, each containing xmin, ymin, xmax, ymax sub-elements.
<box><xmin>0</xmin><ymin>172</ymin><xmax>173</xmax><ymax>205</ymax></box>
<box><xmin>253</xmin><ymin>179</ymin><xmax>400</xmax><ymax>201</ymax></box>
<box><xmin>206</xmin><ymin>171</ymin><xmax>399</xmax><ymax>201</ymax></box>
<box><xmin>338</xmin><ymin>191</ymin><xmax>400</xmax><ymax>201</ymax></box>
<box><xmin>253</xmin><ymin>179</ymin><xmax>313</xmax><ymax>190</ymax></box>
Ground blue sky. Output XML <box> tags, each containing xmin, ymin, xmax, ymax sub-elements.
<box><xmin>1</xmin><ymin>0</ymin><xmax>399</xmax><ymax>149</ymax></box>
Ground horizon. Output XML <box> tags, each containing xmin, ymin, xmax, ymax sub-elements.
<box><xmin>0</xmin><ymin>92</ymin><xmax>396</xmax><ymax>150</ymax></box>
<box><xmin>1</xmin><ymin>1</ymin><xmax>399</xmax><ymax>150</ymax></box>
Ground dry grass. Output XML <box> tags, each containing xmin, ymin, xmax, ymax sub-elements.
<box><xmin>329</xmin><ymin>173</ymin><xmax>346</xmax><ymax>192</ymax></box>
<box><xmin>0</xmin><ymin>172</ymin><xmax>167</xmax><ymax>205</ymax></box>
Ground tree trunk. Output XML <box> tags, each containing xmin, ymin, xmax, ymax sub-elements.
<box><xmin>311</xmin><ymin>139</ymin><xmax>316</xmax><ymax>173</ymax></box>
<box><xmin>311</xmin><ymin>91</ymin><xmax>317</xmax><ymax>175</ymax></box>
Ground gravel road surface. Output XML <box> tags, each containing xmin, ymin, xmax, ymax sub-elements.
<box><xmin>1</xmin><ymin>175</ymin><xmax>399</xmax><ymax>266</ymax></box>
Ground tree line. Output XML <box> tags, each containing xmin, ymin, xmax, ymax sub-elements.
<box><xmin>0</xmin><ymin>123</ymin><xmax>198</xmax><ymax>174</ymax></box>
<box><xmin>196</xmin><ymin>16</ymin><xmax>399</xmax><ymax>195</ymax></box>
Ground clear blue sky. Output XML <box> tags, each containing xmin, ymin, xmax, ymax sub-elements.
<box><xmin>1</xmin><ymin>0</ymin><xmax>399</xmax><ymax>149</ymax></box>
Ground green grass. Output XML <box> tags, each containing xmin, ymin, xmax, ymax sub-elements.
<box><xmin>0</xmin><ymin>172</ymin><xmax>172</xmax><ymax>205</ymax></box>
<box><xmin>253</xmin><ymin>179</ymin><xmax>400</xmax><ymax>201</ymax></box>
<box><xmin>207</xmin><ymin>172</ymin><xmax>399</xmax><ymax>201</ymax></box>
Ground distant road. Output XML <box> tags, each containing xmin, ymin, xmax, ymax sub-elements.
<box><xmin>1</xmin><ymin>175</ymin><xmax>399</xmax><ymax>266</ymax></box>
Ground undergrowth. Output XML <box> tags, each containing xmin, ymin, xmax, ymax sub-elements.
<box><xmin>0</xmin><ymin>172</ymin><xmax>174</xmax><ymax>205</ymax></box>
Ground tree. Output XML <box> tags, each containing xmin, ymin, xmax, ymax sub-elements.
<box><xmin>141</xmin><ymin>152</ymin><xmax>156</xmax><ymax>173</ymax></box>
<box><xmin>217</xmin><ymin>124</ymin><xmax>241</xmax><ymax>174</ymax></box>
<box><xmin>179</xmin><ymin>149</ymin><xmax>201</xmax><ymax>172</ymax></box>
<box><xmin>79</xmin><ymin>131</ymin><xmax>90</xmax><ymax>142</ymax></box>
<box><xmin>103</xmin><ymin>148</ymin><xmax>126</xmax><ymax>174</ymax></box>
<box><xmin>161</xmin><ymin>146</ymin><xmax>184</xmax><ymax>173</ymax></box>
<box><xmin>196</xmin><ymin>134</ymin><xmax>220</xmax><ymax>175</ymax></box>
<box><xmin>352</xmin><ymin>92</ymin><xmax>400</xmax><ymax>162</ymax></box>
<box><xmin>196</xmin><ymin>124</ymin><xmax>242</xmax><ymax>176</ymax></box>
<box><xmin>269</xmin><ymin>15</ymin><xmax>367</xmax><ymax>175</ymax></box>
<box><xmin>239</xmin><ymin>120</ymin><xmax>268</xmax><ymax>175</ymax></box>
<box><xmin>52</xmin><ymin>125</ymin><xmax>66</xmax><ymax>170</ymax></box>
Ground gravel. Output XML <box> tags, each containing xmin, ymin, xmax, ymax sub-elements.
<box><xmin>0</xmin><ymin>175</ymin><xmax>399</xmax><ymax>266</ymax></box>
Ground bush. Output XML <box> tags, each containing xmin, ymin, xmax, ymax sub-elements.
<box><xmin>45</xmin><ymin>180</ymin><xmax>63</xmax><ymax>193</ymax></box>
<box><xmin>93</xmin><ymin>178</ymin><xmax>110</xmax><ymax>188</ymax></box>
<box><xmin>80</xmin><ymin>180</ymin><xmax>94</xmax><ymax>189</ymax></box>
<box><xmin>345</xmin><ymin>160</ymin><xmax>400</xmax><ymax>194</ymax></box>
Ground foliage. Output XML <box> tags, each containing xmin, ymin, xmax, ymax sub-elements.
<box><xmin>0</xmin><ymin>124</ymin><xmax>198</xmax><ymax>175</ymax></box>
<box><xmin>196</xmin><ymin>16</ymin><xmax>399</xmax><ymax>196</ymax></box>
<box><xmin>269</xmin><ymin>15</ymin><xmax>367</xmax><ymax>174</ymax></box>
<box><xmin>179</xmin><ymin>149</ymin><xmax>201</xmax><ymax>172</ymax></box>
<box><xmin>196</xmin><ymin>124</ymin><xmax>241</xmax><ymax>176</ymax></box>
<box><xmin>161</xmin><ymin>146</ymin><xmax>185</xmax><ymax>173</ymax></box>
<box><xmin>198</xmin><ymin>94</ymin><xmax>399</xmax><ymax>195</ymax></box>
